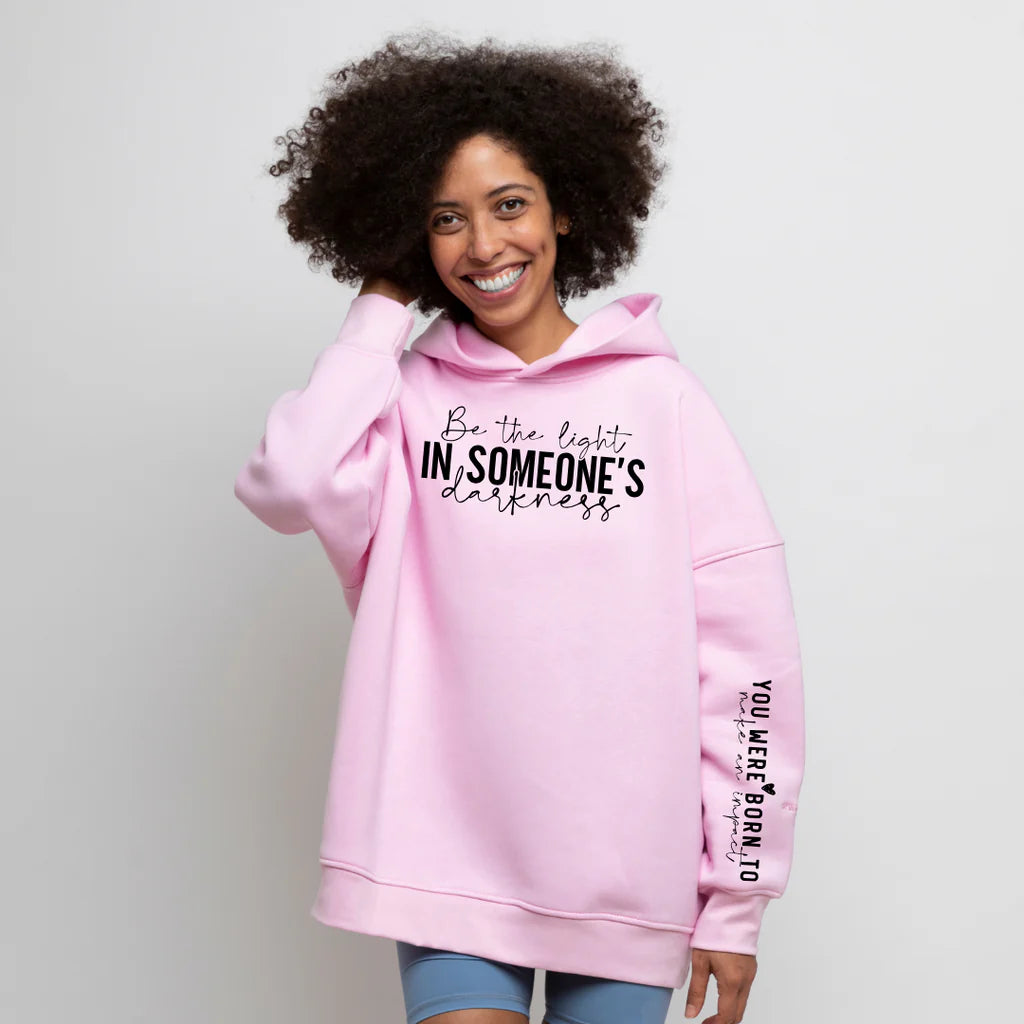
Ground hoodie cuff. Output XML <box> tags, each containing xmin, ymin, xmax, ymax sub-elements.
<box><xmin>335</xmin><ymin>292</ymin><xmax>415</xmax><ymax>359</ymax></box>
<box><xmin>690</xmin><ymin>891</ymin><xmax>771</xmax><ymax>956</ymax></box>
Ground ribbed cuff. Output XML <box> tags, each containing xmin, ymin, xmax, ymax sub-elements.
<box><xmin>689</xmin><ymin>891</ymin><xmax>772</xmax><ymax>956</ymax></box>
<box><xmin>336</xmin><ymin>292</ymin><xmax>415</xmax><ymax>358</ymax></box>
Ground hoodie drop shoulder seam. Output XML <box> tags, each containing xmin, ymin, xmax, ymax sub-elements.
<box><xmin>693</xmin><ymin>538</ymin><xmax>786</xmax><ymax>571</ymax></box>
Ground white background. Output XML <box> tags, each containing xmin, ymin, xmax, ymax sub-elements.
<box><xmin>4</xmin><ymin>2</ymin><xmax>1022</xmax><ymax>1021</ymax></box>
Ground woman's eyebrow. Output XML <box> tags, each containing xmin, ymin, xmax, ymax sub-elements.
<box><xmin>431</xmin><ymin>184</ymin><xmax>536</xmax><ymax>208</ymax></box>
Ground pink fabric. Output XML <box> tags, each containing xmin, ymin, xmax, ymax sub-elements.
<box><xmin>234</xmin><ymin>292</ymin><xmax>805</xmax><ymax>988</ymax></box>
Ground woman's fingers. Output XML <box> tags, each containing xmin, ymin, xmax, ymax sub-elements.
<box><xmin>684</xmin><ymin>949</ymin><xmax>711</xmax><ymax>1018</ymax></box>
<box><xmin>686</xmin><ymin>948</ymin><xmax>757</xmax><ymax>1023</ymax></box>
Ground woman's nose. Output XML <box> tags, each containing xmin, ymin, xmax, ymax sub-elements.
<box><xmin>466</xmin><ymin>223</ymin><xmax>503</xmax><ymax>262</ymax></box>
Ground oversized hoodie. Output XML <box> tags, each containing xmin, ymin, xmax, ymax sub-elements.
<box><xmin>233</xmin><ymin>290</ymin><xmax>805</xmax><ymax>989</ymax></box>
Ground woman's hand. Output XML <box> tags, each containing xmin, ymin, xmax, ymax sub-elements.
<box><xmin>358</xmin><ymin>273</ymin><xmax>417</xmax><ymax>307</ymax></box>
<box><xmin>684</xmin><ymin>948</ymin><xmax>757</xmax><ymax>1023</ymax></box>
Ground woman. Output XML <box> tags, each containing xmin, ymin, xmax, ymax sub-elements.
<box><xmin>235</xmin><ymin>29</ymin><xmax>805</xmax><ymax>1024</ymax></box>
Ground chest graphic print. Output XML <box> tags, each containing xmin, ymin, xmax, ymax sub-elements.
<box><xmin>418</xmin><ymin>405</ymin><xmax>646</xmax><ymax>522</ymax></box>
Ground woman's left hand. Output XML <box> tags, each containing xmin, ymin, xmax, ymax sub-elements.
<box><xmin>684</xmin><ymin>947</ymin><xmax>757</xmax><ymax>1023</ymax></box>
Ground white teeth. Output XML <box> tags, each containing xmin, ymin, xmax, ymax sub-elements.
<box><xmin>468</xmin><ymin>263</ymin><xmax>526</xmax><ymax>292</ymax></box>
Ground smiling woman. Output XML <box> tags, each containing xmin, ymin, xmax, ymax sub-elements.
<box><xmin>242</xmin><ymin>25</ymin><xmax>806</xmax><ymax>1024</ymax></box>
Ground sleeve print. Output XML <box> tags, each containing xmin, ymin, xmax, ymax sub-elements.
<box><xmin>689</xmin><ymin>542</ymin><xmax>805</xmax><ymax>954</ymax></box>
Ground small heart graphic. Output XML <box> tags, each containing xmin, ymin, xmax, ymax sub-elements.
<box><xmin>762</xmin><ymin>783</ymin><xmax>776</xmax><ymax>795</ymax></box>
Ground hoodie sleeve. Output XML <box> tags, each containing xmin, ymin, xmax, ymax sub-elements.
<box><xmin>233</xmin><ymin>292</ymin><xmax>415</xmax><ymax>585</ymax></box>
<box><xmin>678</xmin><ymin>367</ymin><xmax>805</xmax><ymax>957</ymax></box>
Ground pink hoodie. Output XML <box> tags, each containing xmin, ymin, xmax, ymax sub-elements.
<box><xmin>234</xmin><ymin>291</ymin><xmax>805</xmax><ymax>989</ymax></box>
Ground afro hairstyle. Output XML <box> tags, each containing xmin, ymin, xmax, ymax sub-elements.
<box><xmin>267</xmin><ymin>28</ymin><xmax>670</xmax><ymax>323</ymax></box>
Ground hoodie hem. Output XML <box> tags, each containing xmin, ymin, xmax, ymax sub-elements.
<box><xmin>311</xmin><ymin>860</ymin><xmax>695</xmax><ymax>989</ymax></box>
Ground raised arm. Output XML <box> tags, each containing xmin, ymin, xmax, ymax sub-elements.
<box><xmin>233</xmin><ymin>283</ymin><xmax>415</xmax><ymax>584</ymax></box>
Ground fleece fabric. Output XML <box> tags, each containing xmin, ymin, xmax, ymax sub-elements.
<box><xmin>234</xmin><ymin>291</ymin><xmax>805</xmax><ymax>989</ymax></box>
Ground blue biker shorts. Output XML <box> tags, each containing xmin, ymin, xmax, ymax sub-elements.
<box><xmin>396</xmin><ymin>941</ymin><xmax>675</xmax><ymax>1024</ymax></box>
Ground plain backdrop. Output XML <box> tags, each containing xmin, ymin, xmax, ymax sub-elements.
<box><xmin>3</xmin><ymin>2</ymin><xmax>1022</xmax><ymax>1021</ymax></box>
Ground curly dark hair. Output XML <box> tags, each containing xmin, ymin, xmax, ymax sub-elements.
<box><xmin>267</xmin><ymin>28</ymin><xmax>670</xmax><ymax>324</ymax></box>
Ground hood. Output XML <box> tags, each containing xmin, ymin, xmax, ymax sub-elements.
<box><xmin>408</xmin><ymin>292</ymin><xmax>677</xmax><ymax>381</ymax></box>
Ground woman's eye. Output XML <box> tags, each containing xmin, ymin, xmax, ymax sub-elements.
<box><xmin>431</xmin><ymin>199</ymin><xmax>524</xmax><ymax>229</ymax></box>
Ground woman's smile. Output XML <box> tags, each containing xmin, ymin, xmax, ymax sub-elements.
<box><xmin>462</xmin><ymin>261</ymin><xmax>531</xmax><ymax>300</ymax></box>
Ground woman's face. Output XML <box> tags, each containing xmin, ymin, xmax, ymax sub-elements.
<box><xmin>427</xmin><ymin>133</ymin><xmax>570</xmax><ymax>332</ymax></box>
